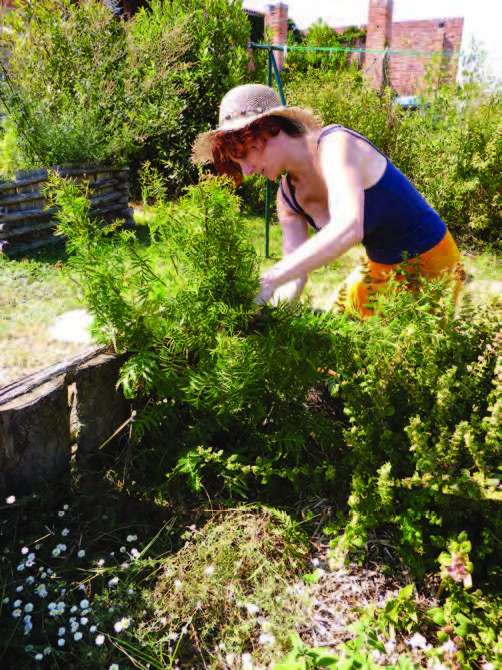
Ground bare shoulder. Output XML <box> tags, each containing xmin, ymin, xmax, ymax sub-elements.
<box><xmin>318</xmin><ymin>128</ymin><xmax>360</xmax><ymax>163</ymax></box>
<box><xmin>318</xmin><ymin>128</ymin><xmax>385</xmax><ymax>188</ymax></box>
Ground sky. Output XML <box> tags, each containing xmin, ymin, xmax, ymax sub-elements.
<box><xmin>242</xmin><ymin>0</ymin><xmax>502</xmax><ymax>82</ymax></box>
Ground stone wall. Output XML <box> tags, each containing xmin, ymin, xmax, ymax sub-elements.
<box><xmin>0</xmin><ymin>165</ymin><xmax>134</xmax><ymax>258</ymax></box>
<box><xmin>0</xmin><ymin>348</ymin><xmax>131</xmax><ymax>495</ymax></box>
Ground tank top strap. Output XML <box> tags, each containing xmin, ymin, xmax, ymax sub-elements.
<box><xmin>317</xmin><ymin>124</ymin><xmax>388</xmax><ymax>160</ymax></box>
<box><xmin>279</xmin><ymin>175</ymin><xmax>319</xmax><ymax>231</ymax></box>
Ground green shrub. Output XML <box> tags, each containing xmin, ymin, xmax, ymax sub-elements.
<box><xmin>392</xmin><ymin>86</ymin><xmax>502</xmax><ymax>250</ymax></box>
<box><xmin>286</xmin><ymin>69</ymin><xmax>401</xmax><ymax>155</ymax></box>
<box><xmin>129</xmin><ymin>0</ymin><xmax>252</xmax><ymax>198</ymax></box>
<box><xmin>50</xmin><ymin>174</ymin><xmax>501</xmax><ymax>586</ymax></box>
<box><xmin>281</xmin><ymin>21</ymin><xmax>366</xmax><ymax>84</ymax></box>
<box><xmin>0</xmin><ymin>0</ymin><xmax>188</xmax><ymax>169</ymax></box>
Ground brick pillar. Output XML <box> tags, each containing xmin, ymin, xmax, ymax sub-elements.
<box><xmin>364</xmin><ymin>0</ymin><xmax>393</xmax><ymax>89</ymax></box>
<box><xmin>265</xmin><ymin>3</ymin><xmax>288</xmax><ymax>71</ymax></box>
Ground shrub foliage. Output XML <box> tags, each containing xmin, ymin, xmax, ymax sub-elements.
<box><xmin>0</xmin><ymin>0</ymin><xmax>188</xmax><ymax>168</ymax></box>
<box><xmin>50</xmin><ymin>175</ymin><xmax>501</xmax><ymax>591</ymax></box>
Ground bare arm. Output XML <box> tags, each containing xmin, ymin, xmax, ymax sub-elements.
<box><xmin>258</xmin><ymin>132</ymin><xmax>364</xmax><ymax>303</ymax></box>
<box><xmin>271</xmin><ymin>182</ymin><xmax>309</xmax><ymax>304</ymax></box>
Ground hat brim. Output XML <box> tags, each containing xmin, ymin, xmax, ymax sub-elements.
<box><xmin>191</xmin><ymin>106</ymin><xmax>322</xmax><ymax>165</ymax></box>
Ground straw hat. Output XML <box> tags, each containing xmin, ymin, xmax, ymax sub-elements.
<box><xmin>192</xmin><ymin>83</ymin><xmax>322</xmax><ymax>165</ymax></box>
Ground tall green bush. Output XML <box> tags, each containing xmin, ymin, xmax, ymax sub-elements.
<box><xmin>129</xmin><ymin>0</ymin><xmax>251</xmax><ymax>197</ymax></box>
<box><xmin>281</xmin><ymin>21</ymin><xmax>366</xmax><ymax>84</ymax></box>
<box><xmin>392</xmin><ymin>86</ymin><xmax>502</xmax><ymax>250</ymax></box>
<box><xmin>286</xmin><ymin>68</ymin><xmax>400</xmax><ymax>155</ymax></box>
<box><xmin>0</xmin><ymin>0</ymin><xmax>188</xmax><ymax>169</ymax></box>
<box><xmin>50</xmin><ymin>174</ymin><xmax>501</xmax><ymax>584</ymax></box>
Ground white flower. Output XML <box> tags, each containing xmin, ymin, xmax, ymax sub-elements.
<box><xmin>35</xmin><ymin>653</ymin><xmax>43</xmax><ymax>661</ymax></box>
<box><xmin>79</xmin><ymin>599</ymin><xmax>89</xmax><ymax>609</ymax></box>
<box><xmin>24</xmin><ymin>603</ymin><xmax>34</xmax><ymax>612</ymax></box>
<box><xmin>77</xmin><ymin>550</ymin><xmax>86</xmax><ymax>558</ymax></box>
<box><xmin>204</xmin><ymin>565</ymin><xmax>215</xmax><ymax>577</ymax></box>
<box><xmin>58</xmin><ymin>627</ymin><xmax>66</xmax><ymax>636</ymax></box>
<box><xmin>119</xmin><ymin>546</ymin><xmax>126</xmax><ymax>554</ymax></box>
<box><xmin>12</xmin><ymin>609</ymin><xmax>22</xmax><ymax>618</ymax></box>
<box><xmin>35</xmin><ymin>584</ymin><xmax>48</xmax><ymax>598</ymax></box>
<box><xmin>258</xmin><ymin>632</ymin><xmax>276</xmax><ymax>646</ymax></box>
<box><xmin>13</xmin><ymin>599</ymin><xmax>22</xmax><ymax>608</ymax></box>
<box><xmin>89</xmin><ymin>625</ymin><xmax>97</xmax><ymax>633</ymax></box>
<box><xmin>25</xmin><ymin>576</ymin><xmax>35</xmax><ymax>585</ymax></box>
<box><xmin>127</xmin><ymin>588</ymin><xmax>135</xmax><ymax>595</ymax></box>
<box><xmin>70</xmin><ymin>621</ymin><xmax>80</xmax><ymax>633</ymax></box>
<box><xmin>114</xmin><ymin>617</ymin><xmax>131</xmax><ymax>633</ymax></box>
<box><xmin>63</xmin><ymin>504</ymin><xmax>69</xmax><ymax>511</ymax></box>
<box><xmin>21</xmin><ymin>547</ymin><xmax>29</xmax><ymax>555</ymax></box>
<box><xmin>57</xmin><ymin>638</ymin><xmax>65</xmax><ymax>647</ymax></box>
<box><xmin>16</xmin><ymin>564</ymin><xmax>25</xmax><ymax>572</ymax></box>
<box><xmin>440</xmin><ymin>639</ymin><xmax>457</xmax><ymax>654</ymax></box>
<box><xmin>6</xmin><ymin>495</ymin><xmax>16</xmax><ymax>504</ymax></box>
<box><xmin>97</xmin><ymin>559</ymin><xmax>105</xmax><ymax>567</ymax></box>
<box><xmin>51</xmin><ymin>548</ymin><xmax>61</xmax><ymax>558</ymax></box>
<box><xmin>126</xmin><ymin>534</ymin><xmax>137</xmax><ymax>543</ymax></box>
<box><xmin>2</xmin><ymin>597</ymin><xmax>9</xmax><ymax>604</ymax></box>
<box><xmin>43</xmin><ymin>647</ymin><xmax>52</xmax><ymax>655</ymax></box>
<box><xmin>70</xmin><ymin>605</ymin><xmax>78</xmax><ymax>613</ymax></box>
<box><xmin>74</xmin><ymin>632</ymin><xmax>83</xmax><ymax>641</ymax></box>
<box><xmin>24</xmin><ymin>621</ymin><xmax>33</xmax><ymax>635</ymax></box>
<box><xmin>130</xmin><ymin>548</ymin><xmax>140</xmax><ymax>559</ymax></box>
<box><xmin>406</xmin><ymin>632</ymin><xmax>429</xmax><ymax>650</ymax></box>
<box><xmin>16</xmin><ymin>586</ymin><xmax>24</xmax><ymax>593</ymax></box>
<box><xmin>174</xmin><ymin>579</ymin><xmax>182</xmax><ymax>591</ymax></box>
<box><xmin>95</xmin><ymin>634</ymin><xmax>105</xmax><ymax>646</ymax></box>
<box><xmin>80</xmin><ymin>617</ymin><xmax>88</xmax><ymax>625</ymax></box>
<box><xmin>241</xmin><ymin>652</ymin><xmax>254</xmax><ymax>670</ymax></box>
<box><xmin>61</xmin><ymin>528</ymin><xmax>70</xmax><ymax>537</ymax></box>
<box><xmin>58</xmin><ymin>511</ymin><xmax>65</xmax><ymax>518</ymax></box>
<box><xmin>108</xmin><ymin>576</ymin><xmax>119</xmax><ymax>588</ymax></box>
<box><xmin>109</xmin><ymin>665</ymin><xmax>119</xmax><ymax>670</ymax></box>
<box><xmin>244</xmin><ymin>602</ymin><xmax>260</xmax><ymax>616</ymax></box>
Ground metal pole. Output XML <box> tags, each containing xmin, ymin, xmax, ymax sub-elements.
<box><xmin>264</xmin><ymin>47</ymin><xmax>273</xmax><ymax>259</ymax></box>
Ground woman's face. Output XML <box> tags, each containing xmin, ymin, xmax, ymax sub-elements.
<box><xmin>230</xmin><ymin>133</ymin><xmax>284</xmax><ymax>181</ymax></box>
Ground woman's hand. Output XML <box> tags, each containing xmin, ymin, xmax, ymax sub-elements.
<box><xmin>256</xmin><ymin>270</ymin><xmax>278</xmax><ymax>305</ymax></box>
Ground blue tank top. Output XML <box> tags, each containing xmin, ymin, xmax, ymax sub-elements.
<box><xmin>279</xmin><ymin>125</ymin><xmax>446</xmax><ymax>264</ymax></box>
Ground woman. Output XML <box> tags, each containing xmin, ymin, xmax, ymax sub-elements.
<box><xmin>192</xmin><ymin>83</ymin><xmax>463</xmax><ymax>316</ymax></box>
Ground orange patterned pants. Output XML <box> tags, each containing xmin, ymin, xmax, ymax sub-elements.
<box><xmin>335</xmin><ymin>231</ymin><xmax>464</xmax><ymax>317</ymax></box>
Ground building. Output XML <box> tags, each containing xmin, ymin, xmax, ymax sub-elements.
<box><xmin>249</xmin><ymin>1</ymin><xmax>464</xmax><ymax>95</ymax></box>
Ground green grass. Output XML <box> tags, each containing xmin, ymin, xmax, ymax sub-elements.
<box><xmin>1</xmin><ymin>211</ymin><xmax>500</xmax><ymax>386</ymax></box>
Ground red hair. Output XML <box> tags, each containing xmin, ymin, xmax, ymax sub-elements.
<box><xmin>211</xmin><ymin>115</ymin><xmax>304</xmax><ymax>186</ymax></box>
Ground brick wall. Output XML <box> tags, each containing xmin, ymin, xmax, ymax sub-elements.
<box><xmin>389</xmin><ymin>18</ymin><xmax>464</xmax><ymax>95</ymax></box>
<box><xmin>363</xmin><ymin>0</ymin><xmax>393</xmax><ymax>89</ymax></box>
<box><xmin>264</xmin><ymin>3</ymin><xmax>288</xmax><ymax>70</ymax></box>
